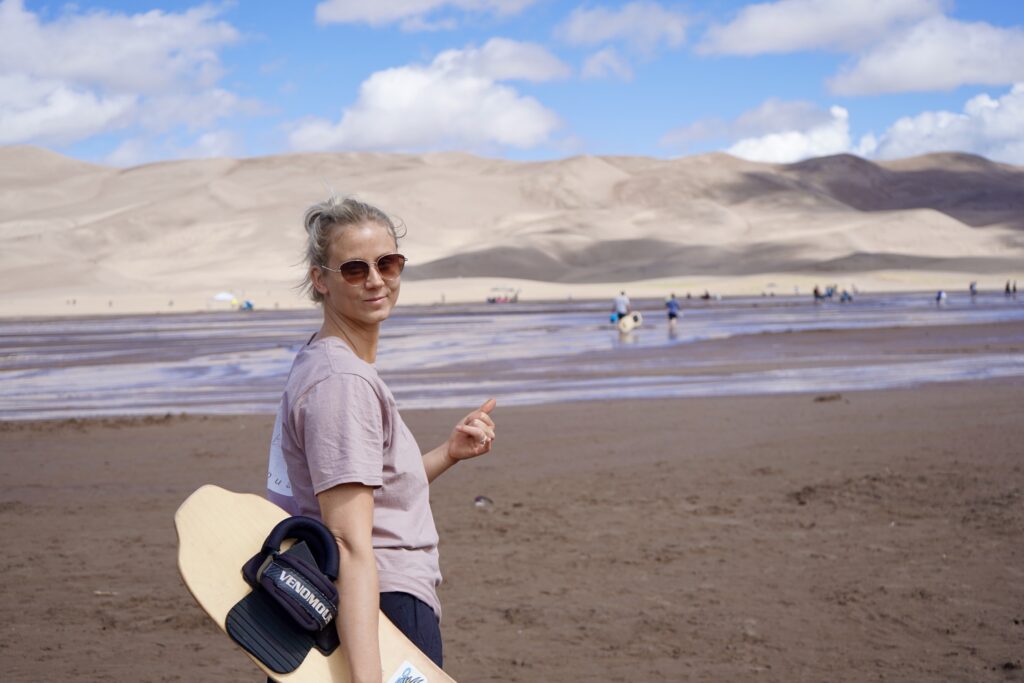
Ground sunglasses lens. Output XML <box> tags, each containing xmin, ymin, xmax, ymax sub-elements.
<box><xmin>339</xmin><ymin>261</ymin><xmax>370</xmax><ymax>284</ymax></box>
<box><xmin>377</xmin><ymin>254</ymin><xmax>406</xmax><ymax>279</ymax></box>
<box><xmin>331</xmin><ymin>254</ymin><xmax>405</xmax><ymax>284</ymax></box>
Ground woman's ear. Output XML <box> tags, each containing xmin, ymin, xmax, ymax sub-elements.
<box><xmin>311</xmin><ymin>266</ymin><xmax>329</xmax><ymax>297</ymax></box>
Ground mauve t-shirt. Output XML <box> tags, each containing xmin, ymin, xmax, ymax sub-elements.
<box><xmin>278</xmin><ymin>337</ymin><xmax>442</xmax><ymax>618</ymax></box>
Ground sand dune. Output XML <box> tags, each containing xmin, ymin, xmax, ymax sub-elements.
<box><xmin>0</xmin><ymin>146</ymin><xmax>1021</xmax><ymax>315</ymax></box>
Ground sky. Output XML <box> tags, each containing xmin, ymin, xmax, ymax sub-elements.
<box><xmin>2</xmin><ymin>0</ymin><xmax>1023</xmax><ymax>166</ymax></box>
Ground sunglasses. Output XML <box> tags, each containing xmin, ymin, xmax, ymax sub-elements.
<box><xmin>319</xmin><ymin>253</ymin><xmax>407</xmax><ymax>285</ymax></box>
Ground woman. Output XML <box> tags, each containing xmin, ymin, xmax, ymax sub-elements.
<box><xmin>275</xmin><ymin>196</ymin><xmax>496</xmax><ymax>682</ymax></box>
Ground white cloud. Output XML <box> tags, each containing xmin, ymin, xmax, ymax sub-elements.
<box><xmin>864</xmin><ymin>84</ymin><xmax>1024</xmax><ymax>164</ymax></box>
<box><xmin>105</xmin><ymin>138</ymin><xmax>152</xmax><ymax>167</ymax></box>
<box><xmin>734</xmin><ymin>99</ymin><xmax>834</xmax><ymax>135</ymax></box>
<box><xmin>829</xmin><ymin>16</ymin><xmax>1024</xmax><ymax>95</ymax></box>
<box><xmin>582</xmin><ymin>47</ymin><xmax>633</xmax><ymax>81</ymax></box>
<box><xmin>135</xmin><ymin>90</ymin><xmax>248</xmax><ymax>133</ymax></box>
<box><xmin>399</xmin><ymin>15</ymin><xmax>459</xmax><ymax>31</ymax></box>
<box><xmin>660</xmin><ymin>118</ymin><xmax>728</xmax><ymax>147</ymax></box>
<box><xmin>0</xmin><ymin>0</ymin><xmax>248</xmax><ymax>153</ymax></box>
<box><xmin>0</xmin><ymin>0</ymin><xmax>239</xmax><ymax>92</ymax></box>
<box><xmin>669</xmin><ymin>86</ymin><xmax>1024</xmax><ymax>164</ymax></box>
<box><xmin>696</xmin><ymin>2</ymin><xmax>1024</xmax><ymax>96</ymax></box>
<box><xmin>661</xmin><ymin>99</ymin><xmax>859</xmax><ymax>163</ymax></box>
<box><xmin>557</xmin><ymin>2</ymin><xmax>687</xmax><ymax>54</ymax></box>
<box><xmin>314</xmin><ymin>0</ymin><xmax>537</xmax><ymax>30</ymax></box>
<box><xmin>183</xmin><ymin>130</ymin><xmax>244</xmax><ymax>159</ymax></box>
<box><xmin>662</xmin><ymin>99</ymin><xmax>832</xmax><ymax>148</ymax></box>
<box><xmin>0</xmin><ymin>74</ymin><xmax>135</xmax><ymax>145</ymax></box>
<box><xmin>287</xmin><ymin>39</ymin><xmax>562</xmax><ymax>152</ymax></box>
<box><xmin>726</xmin><ymin>106</ymin><xmax>853</xmax><ymax>163</ymax></box>
<box><xmin>433</xmin><ymin>37</ymin><xmax>571</xmax><ymax>82</ymax></box>
<box><xmin>105</xmin><ymin>129</ymin><xmax>244</xmax><ymax>166</ymax></box>
<box><xmin>697</xmin><ymin>0</ymin><xmax>941</xmax><ymax>55</ymax></box>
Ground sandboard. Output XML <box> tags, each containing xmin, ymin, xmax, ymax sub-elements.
<box><xmin>175</xmin><ymin>484</ymin><xmax>455</xmax><ymax>683</ymax></box>
<box><xmin>616</xmin><ymin>311</ymin><xmax>643</xmax><ymax>333</ymax></box>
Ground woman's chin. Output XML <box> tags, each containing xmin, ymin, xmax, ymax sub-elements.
<box><xmin>361</xmin><ymin>301</ymin><xmax>394</xmax><ymax>323</ymax></box>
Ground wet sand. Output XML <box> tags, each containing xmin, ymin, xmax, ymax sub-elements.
<box><xmin>2</xmin><ymin>378</ymin><xmax>1023</xmax><ymax>681</ymax></box>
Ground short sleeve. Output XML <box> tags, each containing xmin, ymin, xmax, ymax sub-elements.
<box><xmin>295</xmin><ymin>372</ymin><xmax>385</xmax><ymax>493</ymax></box>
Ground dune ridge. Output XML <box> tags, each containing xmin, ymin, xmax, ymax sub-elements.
<box><xmin>0</xmin><ymin>146</ymin><xmax>1021</xmax><ymax>315</ymax></box>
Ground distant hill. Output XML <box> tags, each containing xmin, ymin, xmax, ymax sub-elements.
<box><xmin>1</xmin><ymin>146</ymin><xmax>1021</xmax><ymax>314</ymax></box>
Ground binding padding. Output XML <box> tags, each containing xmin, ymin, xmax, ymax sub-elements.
<box><xmin>259</xmin><ymin>515</ymin><xmax>339</xmax><ymax>580</ymax></box>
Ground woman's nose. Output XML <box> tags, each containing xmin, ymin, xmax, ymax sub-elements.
<box><xmin>365</xmin><ymin>263</ymin><xmax>386</xmax><ymax>287</ymax></box>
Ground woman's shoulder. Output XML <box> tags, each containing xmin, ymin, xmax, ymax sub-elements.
<box><xmin>290</xmin><ymin>338</ymin><xmax>372</xmax><ymax>379</ymax></box>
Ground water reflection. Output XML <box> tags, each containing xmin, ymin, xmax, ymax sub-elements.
<box><xmin>1</xmin><ymin>292</ymin><xmax>1022</xmax><ymax>420</ymax></box>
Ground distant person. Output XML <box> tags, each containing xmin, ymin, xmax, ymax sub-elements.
<box><xmin>840</xmin><ymin>290</ymin><xmax>853</xmax><ymax>303</ymax></box>
<box><xmin>813</xmin><ymin>285</ymin><xmax>823</xmax><ymax>302</ymax></box>
<box><xmin>969</xmin><ymin>281</ymin><xmax>978</xmax><ymax>297</ymax></box>
<box><xmin>936</xmin><ymin>290</ymin><xmax>947</xmax><ymax>306</ymax></box>
<box><xmin>1006</xmin><ymin>281</ymin><xmax>1012</xmax><ymax>297</ymax></box>
<box><xmin>700</xmin><ymin>290</ymin><xmax>712</xmax><ymax>300</ymax></box>
<box><xmin>1013</xmin><ymin>281</ymin><xmax>1018</xmax><ymax>297</ymax></box>
<box><xmin>612</xmin><ymin>291</ymin><xmax>631</xmax><ymax>321</ymax></box>
<box><xmin>665</xmin><ymin>293</ymin><xmax>681</xmax><ymax>325</ymax></box>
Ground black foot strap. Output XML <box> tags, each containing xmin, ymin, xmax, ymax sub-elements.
<box><xmin>226</xmin><ymin>541</ymin><xmax>340</xmax><ymax>674</ymax></box>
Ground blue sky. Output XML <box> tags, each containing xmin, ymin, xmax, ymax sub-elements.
<box><xmin>2</xmin><ymin>0</ymin><xmax>1023</xmax><ymax>165</ymax></box>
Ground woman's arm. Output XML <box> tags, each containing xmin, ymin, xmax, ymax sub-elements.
<box><xmin>318</xmin><ymin>483</ymin><xmax>381</xmax><ymax>683</ymax></box>
<box><xmin>422</xmin><ymin>398</ymin><xmax>497</xmax><ymax>483</ymax></box>
<box><xmin>421</xmin><ymin>442</ymin><xmax>459</xmax><ymax>483</ymax></box>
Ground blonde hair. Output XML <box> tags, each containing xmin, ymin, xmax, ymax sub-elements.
<box><xmin>300</xmin><ymin>196</ymin><xmax>405</xmax><ymax>302</ymax></box>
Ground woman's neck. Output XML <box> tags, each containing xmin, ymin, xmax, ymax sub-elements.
<box><xmin>317</xmin><ymin>310</ymin><xmax>379</xmax><ymax>363</ymax></box>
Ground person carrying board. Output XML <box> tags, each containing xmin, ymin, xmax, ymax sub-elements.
<box><xmin>612</xmin><ymin>290</ymin><xmax>631</xmax><ymax>321</ymax></box>
<box><xmin>268</xmin><ymin>196</ymin><xmax>497</xmax><ymax>682</ymax></box>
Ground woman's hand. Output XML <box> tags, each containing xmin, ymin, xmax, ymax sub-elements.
<box><xmin>446</xmin><ymin>398</ymin><xmax>497</xmax><ymax>463</ymax></box>
<box><xmin>422</xmin><ymin>398</ymin><xmax>497</xmax><ymax>483</ymax></box>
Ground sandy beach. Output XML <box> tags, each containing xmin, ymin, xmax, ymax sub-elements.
<box><xmin>3</xmin><ymin>370</ymin><xmax>1022</xmax><ymax>681</ymax></box>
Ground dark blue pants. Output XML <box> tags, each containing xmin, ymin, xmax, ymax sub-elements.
<box><xmin>380</xmin><ymin>591</ymin><xmax>443</xmax><ymax>668</ymax></box>
<box><xmin>266</xmin><ymin>592</ymin><xmax>441</xmax><ymax>681</ymax></box>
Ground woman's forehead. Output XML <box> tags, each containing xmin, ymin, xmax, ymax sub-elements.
<box><xmin>328</xmin><ymin>221</ymin><xmax>396</xmax><ymax>257</ymax></box>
